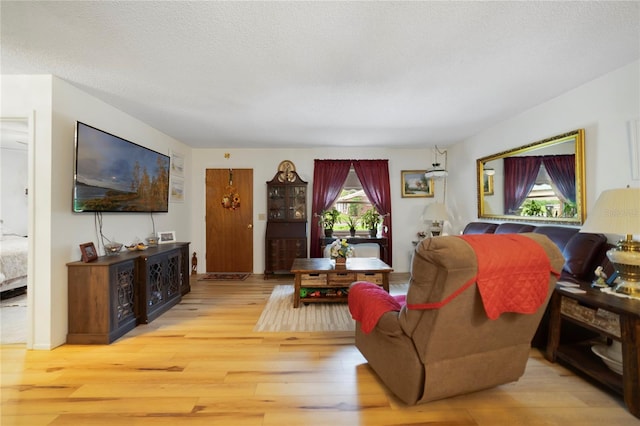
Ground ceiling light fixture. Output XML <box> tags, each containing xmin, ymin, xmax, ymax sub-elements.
<box><xmin>425</xmin><ymin>146</ymin><xmax>448</xmax><ymax>180</ymax></box>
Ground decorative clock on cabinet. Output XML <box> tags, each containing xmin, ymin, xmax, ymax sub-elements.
<box><xmin>264</xmin><ymin>162</ymin><xmax>308</xmax><ymax>279</ymax></box>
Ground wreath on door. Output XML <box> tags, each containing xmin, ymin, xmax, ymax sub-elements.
<box><xmin>221</xmin><ymin>169</ymin><xmax>240</xmax><ymax>210</ymax></box>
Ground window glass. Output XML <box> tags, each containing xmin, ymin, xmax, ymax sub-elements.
<box><xmin>331</xmin><ymin>167</ymin><xmax>372</xmax><ymax>233</ymax></box>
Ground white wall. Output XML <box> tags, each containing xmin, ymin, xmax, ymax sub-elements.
<box><xmin>189</xmin><ymin>148</ymin><xmax>436</xmax><ymax>275</ymax></box>
<box><xmin>447</xmin><ymin>60</ymin><xmax>640</xmax><ymax>233</ymax></box>
<box><xmin>2</xmin><ymin>75</ymin><xmax>192</xmax><ymax>349</ymax></box>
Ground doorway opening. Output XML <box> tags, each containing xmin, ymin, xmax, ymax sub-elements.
<box><xmin>0</xmin><ymin>117</ymin><xmax>30</xmax><ymax>344</ymax></box>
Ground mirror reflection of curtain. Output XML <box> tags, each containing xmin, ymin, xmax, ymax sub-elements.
<box><xmin>310</xmin><ymin>159</ymin><xmax>392</xmax><ymax>265</ymax></box>
<box><xmin>542</xmin><ymin>154</ymin><xmax>575</xmax><ymax>203</ymax></box>
<box><xmin>504</xmin><ymin>156</ymin><xmax>542</xmax><ymax>214</ymax></box>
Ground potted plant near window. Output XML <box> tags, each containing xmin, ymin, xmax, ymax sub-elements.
<box><xmin>343</xmin><ymin>215</ymin><xmax>359</xmax><ymax>237</ymax></box>
<box><xmin>319</xmin><ymin>208</ymin><xmax>341</xmax><ymax>237</ymax></box>
<box><xmin>521</xmin><ymin>199</ymin><xmax>544</xmax><ymax>217</ymax></box>
<box><xmin>361</xmin><ymin>209</ymin><xmax>381</xmax><ymax>237</ymax></box>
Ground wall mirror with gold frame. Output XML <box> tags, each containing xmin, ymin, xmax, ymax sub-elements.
<box><xmin>477</xmin><ymin>129</ymin><xmax>585</xmax><ymax>225</ymax></box>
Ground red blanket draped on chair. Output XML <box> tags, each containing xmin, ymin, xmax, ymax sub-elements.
<box><xmin>348</xmin><ymin>282</ymin><xmax>406</xmax><ymax>333</ymax></box>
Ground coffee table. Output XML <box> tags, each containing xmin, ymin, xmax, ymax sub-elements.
<box><xmin>290</xmin><ymin>257</ymin><xmax>393</xmax><ymax>308</ymax></box>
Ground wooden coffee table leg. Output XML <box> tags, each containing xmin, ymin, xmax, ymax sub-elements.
<box><xmin>294</xmin><ymin>273</ymin><xmax>301</xmax><ymax>308</ymax></box>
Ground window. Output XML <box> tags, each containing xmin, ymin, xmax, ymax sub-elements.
<box><xmin>331</xmin><ymin>167</ymin><xmax>373</xmax><ymax>233</ymax></box>
<box><xmin>310</xmin><ymin>159</ymin><xmax>391</xmax><ymax>262</ymax></box>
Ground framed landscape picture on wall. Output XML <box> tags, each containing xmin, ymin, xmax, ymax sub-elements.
<box><xmin>401</xmin><ymin>170</ymin><xmax>434</xmax><ymax>198</ymax></box>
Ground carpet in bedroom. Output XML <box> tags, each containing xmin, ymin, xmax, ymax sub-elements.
<box><xmin>1</xmin><ymin>292</ymin><xmax>27</xmax><ymax>344</ymax></box>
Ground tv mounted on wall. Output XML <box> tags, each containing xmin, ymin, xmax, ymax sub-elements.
<box><xmin>73</xmin><ymin>122</ymin><xmax>170</xmax><ymax>213</ymax></box>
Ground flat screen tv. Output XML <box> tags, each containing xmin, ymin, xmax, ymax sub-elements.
<box><xmin>73</xmin><ymin>122</ymin><xmax>170</xmax><ymax>213</ymax></box>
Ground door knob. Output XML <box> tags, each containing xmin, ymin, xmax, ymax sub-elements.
<box><xmin>248</xmin><ymin>224</ymin><xmax>253</xmax><ymax>229</ymax></box>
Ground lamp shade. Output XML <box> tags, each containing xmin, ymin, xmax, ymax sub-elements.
<box><xmin>425</xmin><ymin>163</ymin><xmax>448</xmax><ymax>179</ymax></box>
<box><xmin>423</xmin><ymin>202</ymin><xmax>448</xmax><ymax>221</ymax></box>
<box><xmin>580</xmin><ymin>188</ymin><xmax>640</xmax><ymax>235</ymax></box>
<box><xmin>484</xmin><ymin>167</ymin><xmax>496</xmax><ymax>176</ymax></box>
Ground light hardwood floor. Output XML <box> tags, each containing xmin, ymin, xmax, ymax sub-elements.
<box><xmin>1</xmin><ymin>274</ymin><xmax>637</xmax><ymax>425</ymax></box>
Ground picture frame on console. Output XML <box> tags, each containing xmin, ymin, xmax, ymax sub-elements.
<box><xmin>401</xmin><ymin>170</ymin><xmax>434</xmax><ymax>198</ymax></box>
<box><xmin>79</xmin><ymin>242</ymin><xmax>98</xmax><ymax>263</ymax></box>
<box><xmin>158</xmin><ymin>231</ymin><xmax>176</xmax><ymax>244</ymax></box>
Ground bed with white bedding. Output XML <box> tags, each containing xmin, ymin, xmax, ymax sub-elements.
<box><xmin>1</xmin><ymin>235</ymin><xmax>28</xmax><ymax>293</ymax></box>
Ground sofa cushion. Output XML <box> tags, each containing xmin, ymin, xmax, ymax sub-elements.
<box><xmin>562</xmin><ymin>232</ymin><xmax>607</xmax><ymax>280</ymax></box>
<box><xmin>494</xmin><ymin>223</ymin><xmax>536</xmax><ymax>234</ymax></box>
<box><xmin>532</xmin><ymin>226</ymin><xmax>578</xmax><ymax>251</ymax></box>
<box><xmin>462</xmin><ymin>222</ymin><xmax>498</xmax><ymax>234</ymax></box>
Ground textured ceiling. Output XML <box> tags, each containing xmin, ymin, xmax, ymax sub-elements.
<box><xmin>2</xmin><ymin>1</ymin><xmax>639</xmax><ymax>149</ymax></box>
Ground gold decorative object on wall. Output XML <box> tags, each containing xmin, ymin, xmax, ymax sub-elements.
<box><xmin>277</xmin><ymin>160</ymin><xmax>297</xmax><ymax>182</ymax></box>
<box><xmin>221</xmin><ymin>168</ymin><xmax>240</xmax><ymax>210</ymax></box>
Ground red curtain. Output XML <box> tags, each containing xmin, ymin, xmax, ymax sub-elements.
<box><xmin>504</xmin><ymin>156</ymin><xmax>542</xmax><ymax>214</ymax></box>
<box><xmin>353</xmin><ymin>160</ymin><xmax>392</xmax><ymax>266</ymax></box>
<box><xmin>309</xmin><ymin>160</ymin><xmax>351</xmax><ymax>258</ymax></box>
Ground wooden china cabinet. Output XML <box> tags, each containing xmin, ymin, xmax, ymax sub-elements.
<box><xmin>264</xmin><ymin>162</ymin><xmax>308</xmax><ymax>279</ymax></box>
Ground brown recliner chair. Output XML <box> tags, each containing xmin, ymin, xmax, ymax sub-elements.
<box><xmin>351</xmin><ymin>233</ymin><xmax>564</xmax><ymax>405</ymax></box>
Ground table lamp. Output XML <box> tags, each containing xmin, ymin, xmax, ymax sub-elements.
<box><xmin>580</xmin><ymin>187</ymin><xmax>640</xmax><ymax>296</ymax></box>
<box><xmin>423</xmin><ymin>202</ymin><xmax>448</xmax><ymax>237</ymax></box>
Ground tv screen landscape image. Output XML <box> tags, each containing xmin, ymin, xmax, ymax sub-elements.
<box><xmin>73</xmin><ymin>122</ymin><xmax>170</xmax><ymax>212</ymax></box>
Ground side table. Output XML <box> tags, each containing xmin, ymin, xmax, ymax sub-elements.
<box><xmin>545</xmin><ymin>282</ymin><xmax>640</xmax><ymax>418</ymax></box>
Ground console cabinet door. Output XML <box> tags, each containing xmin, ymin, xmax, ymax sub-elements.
<box><xmin>166</xmin><ymin>249</ymin><xmax>182</xmax><ymax>301</ymax></box>
<box><xmin>144</xmin><ymin>252</ymin><xmax>167</xmax><ymax>321</ymax></box>
<box><xmin>139</xmin><ymin>247</ymin><xmax>185</xmax><ymax>323</ymax></box>
<box><xmin>111</xmin><ymin>260</ymin><xmax>137</xmax><ymax>333</ymax></box>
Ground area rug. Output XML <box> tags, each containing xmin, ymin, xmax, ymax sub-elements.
<box><xmin>199</xmin><ymin>272</ymin><xmax>250</xmax><ymax>281</ymax></box>
<box><xmin>254</xmin><ymin>283</ymin><xmax>409</xmax><ymax>333</ymax></box>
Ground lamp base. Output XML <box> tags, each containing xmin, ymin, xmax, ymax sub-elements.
<box><xmin>430</xmin><ymin>220</ymin><xmax>442</xmax><ymax>237</ymax></box>
<box><xmin>607</xmin><ymin>239</ymin><xmax>640</xmax><ymax>297</ymax></box>
<box><xmin>613</xmin><ymin>279</ymin><xmax>640</xmax><ymax>297</ymax></box>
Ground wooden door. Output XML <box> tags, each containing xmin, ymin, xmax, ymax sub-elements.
<box><xmin>205</xmin><ymin>169</ymin><xmax>253</xmax><ymax>272</ymax></box>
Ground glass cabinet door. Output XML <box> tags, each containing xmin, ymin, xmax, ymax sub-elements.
<box><xmin>289</xmin><ymin>186</ymin><xmax>306</xmax><ymax>220</ymax></box>
<box><xmin>268</xmin><ymin>185</ymin><xmax>286</xmax><ymax>219</ymax></box>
